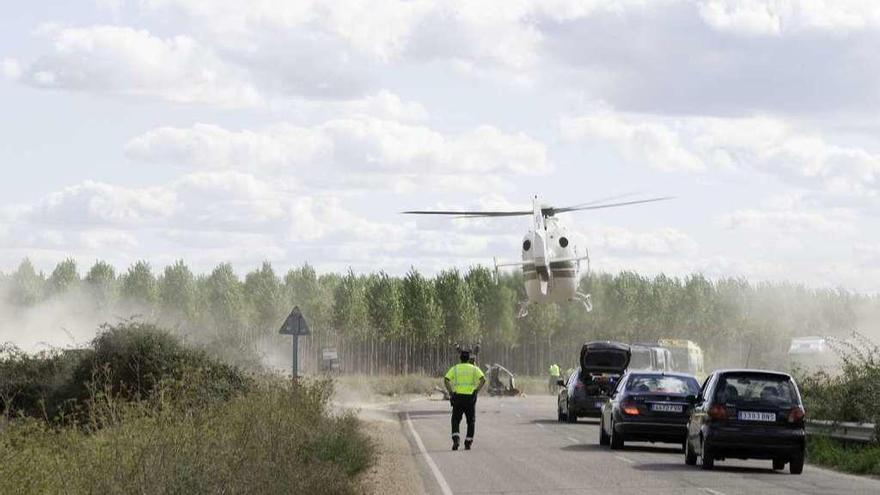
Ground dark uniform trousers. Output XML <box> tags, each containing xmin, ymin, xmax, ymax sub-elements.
<box><xmin>451</xmin><ymin>392</ymin><xmax>476</xmax><ymax>441</ymax></box>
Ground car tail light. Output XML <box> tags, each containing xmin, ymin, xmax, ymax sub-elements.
<box><xmin>575</xmin><ymin>381</ymin><xmax>585</xmax><ymax>389</ymax></box>
<box><xmin>708</xmin><ymin>404</ymin><xmax>727</xmax><ymax>421</ymax></box>
<box><xmin>787</xmin><ymin>406</ymin><xmax>805</xmax><ymax>424</ymax></box>
<box><xmin>621</xmin><ymin>400</ymin><xmax>640</xmax><ymax>416</ymax></box>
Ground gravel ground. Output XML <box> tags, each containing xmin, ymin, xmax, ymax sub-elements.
<box><xmin>358</xmin><ymin>415</ymin><xmax>426</xmax><ymax>495</ymax></box>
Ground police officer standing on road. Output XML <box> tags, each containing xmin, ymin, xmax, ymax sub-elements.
<box><xmin>444</xmin><ymin>350</ymin><xmax>486</xmax><ymax>450</ymax></box>
<box><xmin>548</xmin><ymin>363</ymin><xmax>561</xmax><ymax>393</ymax></box>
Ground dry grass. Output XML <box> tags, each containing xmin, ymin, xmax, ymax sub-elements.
<box><xmin>0</xmin><ymin>378</ymin><xmax>375</xmax><ymax>494</ymax></box>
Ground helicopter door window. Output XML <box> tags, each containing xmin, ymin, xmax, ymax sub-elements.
<box><xmin>523</xmin><ymin>240</ymin><xmax>531</xmax><ymax>251</ymax></box>
<box><xmin>559</xmin><ymin>237</ymin><xmax>569</xmax><ymax>248</ymax></box>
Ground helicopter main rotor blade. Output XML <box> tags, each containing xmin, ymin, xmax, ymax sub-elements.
<box><xmin>401</xmin><ymin>210</ymin><xmax>531</xmax><ymax>217</ymax></box>
<box><xmin>555</xmin><ymin>192</ymin><xmax>646</xmax><ymax>210</ymax></box>
<box><xmin>551</xmin><ymin>196</ymin><xmax>673</xmax><ymax>214</ymax></box>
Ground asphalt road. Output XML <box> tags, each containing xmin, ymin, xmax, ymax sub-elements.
<box><xmin>398</xmin><ymin>395</ymin><xmax>880</xmax><ymax>495</ymax></box>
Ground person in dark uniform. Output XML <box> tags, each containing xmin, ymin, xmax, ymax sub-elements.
<box><xmin>443</xmin><ymin>350</ymin><xmax>486</xmax><ymax>450</ymax></box>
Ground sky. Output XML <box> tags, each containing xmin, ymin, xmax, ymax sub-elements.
<box><xmin>1</xmin><ymin>0</ymin><xmax>879</xmax><ymax>291</ymax></box>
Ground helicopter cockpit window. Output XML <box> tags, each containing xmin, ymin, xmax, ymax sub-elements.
<box><xmin>559</xmin><ymin>237</ymin><xmax>569</xmax><ymax>248</ymax></box>
<box><xmin>523</xmin><ymin>240</ymin><xmax>531</xmax><ymax>251</ymax></box>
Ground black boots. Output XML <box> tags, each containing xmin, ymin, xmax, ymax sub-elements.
<box><xmin>464</xmin><ymin>440</ymin><xmax>472</xmax><ymax>450</ymax></box>
<box><xmin>452</xmin><ymin>438</ymin><xmax>460</xmax><ymax>450</ymax></box>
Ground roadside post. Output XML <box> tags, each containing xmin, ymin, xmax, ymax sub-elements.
<box><xmin>279</xmin><ymin>306</ymin><xmax>310</xmax><ymax>377</ymax></box>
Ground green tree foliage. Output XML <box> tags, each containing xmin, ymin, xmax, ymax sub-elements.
<box><xmin>243</xmin><ymin>261</ymin><xmax>285</xmax><ymax>335</ymax></box>
<box><xmin>401</xmin><ymin>269</ymin><xmax>441</xmax><ymax>346</ymax></box>
<box><xmin>7</xmin><ymin>259</ymin><xmax>44</xmax><ymax>306</ymax></box>
<box><xmin>84</xmin><ymin>261</ymin><xmax>117</xmax><ymax>308</ymax></box>
<box><xmin>333</xmin><ymin>270</ymin><xmax>369</xmax><ymax>341</ymax></box>
<box><xmin>1</xmin><ymin>257</ymin><xmax>868</xmax><ymax>376</ymax></box>
<box><xmin>284</xmin><ymin>264</ymin><xmax>333</xmax><ymax>338</ymax></box>
<box><xmin>202</xmin><ymin>263</ymin><xmax>246</xmax><ymax>336</ymax></box>
<box><xmin>48</xmin><ymin>258</ymin><xmax>79</xmax><ymax>295</ymax></box>
<box><xmin>120</xmin><ymin>261</ymin><xmax>157</xmax><ymax>306</ymax></box>
<box><xmin>366</xmin><ymin>273</ymin><xmax>404</xmax><ymax>341</ymax></box>
<box><xmin>158</xmin><ymin>260</ymin><xmax>196</xmax><ymax>320</ymax></box>
<box><xmin>434</xmin><ymin>269</ymin><xmax>479</xmax><ymax>345</ymax></box>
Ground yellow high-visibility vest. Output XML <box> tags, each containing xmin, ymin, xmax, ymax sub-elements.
<box><xmin>444</xmin><ymin>363</ymin><xmax>485</xmax><ymax>395</ymax></box>
<box><xmin>549</xmin><ymin>364</ymin><xmax>560</xmax><ymax>377</ymax></box>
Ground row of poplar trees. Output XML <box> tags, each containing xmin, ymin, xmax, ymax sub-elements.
<box><xmin>1</xmin><ymin>258</ymin><xmax>870</xmax><ymax>375</ymax></box>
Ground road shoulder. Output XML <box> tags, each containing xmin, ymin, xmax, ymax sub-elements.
<box><xmin>357</xmin><ymin>405</ymin><xmax>429</xmax><ymax>495</ymax></box>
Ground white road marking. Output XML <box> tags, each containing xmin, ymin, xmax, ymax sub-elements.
<box><xmin>405</xmin><ymin>412</ymin><xmax>454</xmax><ymax>495</ymax></box>
<box><xmin>614</xmin><ymin>455</ymin><xmax>635</xmax><ymax>464</ymax></box>
<box><xmin>515</xmin><ymin>413</ymin><xmax>521</xmax><ymax>418</ymax></box>
<box><xmin>703</xmin><ymin>489</ymin><xmax>726</xmax><ymax>495</ymax></box>
<box><xmin>566</xmin><ymin>436</ymin><xmax>579</xmax><ymax>443</ymax></box>
<box><xmin>536</xmin><ymin>423</ymin><xmax>545</xmax><ymax>429</ymax></box>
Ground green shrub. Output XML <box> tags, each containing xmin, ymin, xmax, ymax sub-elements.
<box><xmin>0</xmin><ymin>377</ymin><xmax>374</xmax><ymax>494</ymax></box>
<box><xmin>1</xmin><ymin>320</ymin><xmax>251</xmax><ymax>422</ymax></box>
<box><xmin>796</xmin><ymin>333</ymin><xmax>880</xmax><ymax>424</ymax></box>
<box><xmin>0</xmin><ymin>344</ymin><xmax>91</xmax><ymax>420</ymax></box>
<box><xmin>808</xmin><ymin>436</ymin><xmax>880</xmax><ymax>476</ymax></box>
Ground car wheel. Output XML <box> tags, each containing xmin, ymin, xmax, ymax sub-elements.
<box><xmin>700</xmin><ymin>440</ymin><xmax>714</xmax><ymax>471</ymax></box>
<box><xmin>789</xmin><ymin>452</ymin><xmax>804</xmax><ymax>475</ymax></box>
<box><xmin>610</xmin><ymin>420</ymin><xmax>624</xmax><ymax>450</ymax></box>
<box><xmin>772</xmin><ymin>458</ymin><xmax>785</xmax><ymax>470</ymax></box>
<box><xmin>684</xmin><ymin>439</ymin><xmax>697</xmax><ymax>466</ymax></box>
<box><xmin>599</xmin><ymin>418</ymin><xmax>610</xmax><ymax>446</ymax></box>
<box><xmin>566</xmin><ymin>403</ymin><xmax>577</xmax><ymax>423</ymax></box>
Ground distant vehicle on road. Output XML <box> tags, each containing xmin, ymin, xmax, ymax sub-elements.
<box><xmin>658</xmin><ymin>339</ymin><xmax>704</xmax><ymax>376</ymax></box>
<box><xmin>599</xmin><ymin>371</ymin><xmax>700</xmax><ymax>450</ymax></box>
<box><xmin>558</xmin><ymin>341</ymin><xmax>630</xmax><ymax>422</ymax></box>
<box><xmin>685</xmin><ymin>369</ymin><xmax>806</xmax><ymax>474</ymax></box>
<box><xmin>788</xmin><ymin>336</ymin><xmax>837</xmax><ymax>370</ymax></box>
<box><xmin>629</xmin><ymin>343</ymin><xmax>674</xmax><ymax>372</ymax></box>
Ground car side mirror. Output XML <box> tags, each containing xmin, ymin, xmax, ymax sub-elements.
<box><xmin>686</xmin><ymin>395</ymin><xmax>700</xmax><ymax>405</ymax></box>
<box><xmin>556</xmin><ymin>379</ymin><xmax>565</xmax><ymax>387</ymax></box>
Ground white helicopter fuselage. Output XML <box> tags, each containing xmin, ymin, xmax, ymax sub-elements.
<box><xmin>521</xmin><ymin>207</ymin><xmax>578</xmax><ymax>303</ymax></box>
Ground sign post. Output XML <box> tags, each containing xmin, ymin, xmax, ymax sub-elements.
<box><xmin>279</xmin><ymin>306</ymin><xmax>310</xmax><ymax>377</ymax></box>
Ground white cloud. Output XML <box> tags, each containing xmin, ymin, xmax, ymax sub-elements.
<box><xmin>22</xmin><ymin>25</ymin><xmax>262</xmax><ymax>107</ymax></box>
<box><xmin>1</xmin><ymin>58</ymin><xmax>22</xmax><ymax>80</ymax></box>
<box><xmin>22</xmin><ymin>180</ymin><xmax>174</xmax><ymax>226</ymax></box>
<box><xmin>722</xmin><ymin>207</ymin><xmax>855</xmax><ymax>235</ymax></box>
<box><xmin>563</xmin><ymin>111</ymin><xmax>880</xmax><ymax>200</ymax></box>
<box><xmin>126</xmin><ymin>118</ymin><xmax>550</xmax><ymax>182</ymax></box>
<box><xmin>699</xmin><ymin>0</ymin><xmax>880</xmax><ymax>36</ymax></box>
<box><xmin>125</xmin><ymin>124</ymin><xmax>330</xmax><ymax>172</ymax></box>
<box><xmin>79</xmin><ymin>229</ymin><xmax>139</xmax><ymax>250</ymax></box>
<box><xmin>561</xmin><ymin>112</ymin><xmax>706</xmax><ymax>172</ymax></box>
<box><xmin>577</xmin><ymin>225</ymin><xmax>699</xmax><ymax>257</ymax></box>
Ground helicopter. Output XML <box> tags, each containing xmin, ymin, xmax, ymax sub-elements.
<box><xmin>403</xmin><ymin>194</ymin><xmax>672</xmax><ymax>317</ymax></box>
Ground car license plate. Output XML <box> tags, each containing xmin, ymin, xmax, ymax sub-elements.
<box><xmin>738</xmin><ymin>411</ymin><xmax>776</xmax><ymax>422</ymax></box>
<box><xmin>651</xmin><ymin>404</ymin><xmax>682</xmax><ymax>413</ymax></box>
<box><xmin>595</xmin><ymin>401</ymin><xmax>605</xmax><ymax>408</ymax></box>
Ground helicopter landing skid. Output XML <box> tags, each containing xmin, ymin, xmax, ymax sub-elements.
<box><xmin>573</xmin><ymin>292</ymin><xmax>593</xmax><ymax>312</ymax></box>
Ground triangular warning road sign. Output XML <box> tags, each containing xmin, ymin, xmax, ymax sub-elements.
<box><xmin>279</xmin><ymin>306</ymin><xmax>310</xmax><ymax>335</ymax></box>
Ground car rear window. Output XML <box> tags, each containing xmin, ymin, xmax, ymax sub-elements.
<box><xmin>715</xmin><ymin>374</ymin><xmax>798</xmax><ymax>407</ymax></box>
<box><xmin>626</xmin><ymin>375</ymin><xmax>699</xmax><ymax>395</ymax></box>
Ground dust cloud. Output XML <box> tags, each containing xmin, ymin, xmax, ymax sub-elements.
<box><xmin>0</xmin><ymin>288</ymin><xmax>152</xmax><ymax>353</ymax></box>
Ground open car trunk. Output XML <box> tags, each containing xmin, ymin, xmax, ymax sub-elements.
<box><xmin>580</xmin><ymin>341</ymin><xmax>631</xmax><ymax>374</ymax></box>
<box><xmin>578</xmin><ymin>341</ymin><xmax>632</xmax><ymax>396</ymax></box>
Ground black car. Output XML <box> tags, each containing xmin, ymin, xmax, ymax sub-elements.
<box><xmin>558</xmin><ymin>341</ymin><xmax>630</xmax><ymax>422</ymax></box>
<box><xmin>685</xmin><ymin>369</ymin><xmax>806</xmax><ymax>474</ymax></box>
<box><xmin>599</xmin><ymin>371</ymin><xmax>700</xmax><ymax>449</ymax></box>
